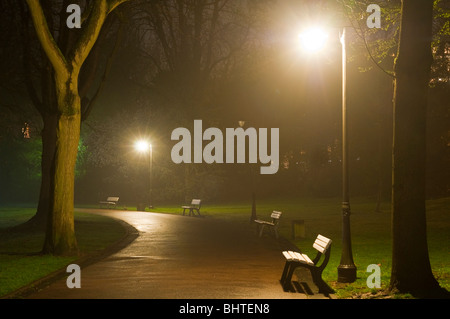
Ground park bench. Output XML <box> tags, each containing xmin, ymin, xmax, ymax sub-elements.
<box><xmin>254</xmin><ymin>211</ymin><xmax>282</xmax><ymax>238</ymax></box>
<box><xmin>99</xmin><ymin>196</ymin><xmax>119</xmax><ymax>209</ymax></box>
<box><xmin>280</xmin><ymin>234</ymin><xmax>334</xmax><ymax>294</ymax></box>
<box><xmin>182</xmin><ymin>199</ymin><xmax>202</xmax><ymax>216</ymax></box>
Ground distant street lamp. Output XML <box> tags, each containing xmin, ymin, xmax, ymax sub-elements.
<box><xmin>134</xmin><ymin>139</ymin><xmax>153</xmax><ymax>209</ymax></box>
<box><xmin>299</xmin><ymin>26</ymin><xmax>357</xmax><ymax>283</ymax></box>
<box><xmin>239</xmin><ymin>120</ymin><xmax>257</xmax><ymax>222</ymax></box>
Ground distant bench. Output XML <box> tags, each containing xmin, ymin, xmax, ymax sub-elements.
<box><xmin>280</xmin><ymin>234</ymin><xmax>334</xmax><ymax>294</ymax></box>
<box><xmin>182</xmin><ymin>199</ymin><xmax>201</xmax><ymax>216</ymax></box>
<box><xmin>99</xmin><ymin>196</ymin><xmax>119</xmax><ymax>209</ymax></box>
<box><xmin>253</xmin><ymin>211</ymin><xmax>282</xmax><ymax>238</ymax></box>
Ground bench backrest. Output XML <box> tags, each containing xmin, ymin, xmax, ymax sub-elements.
<box><xmin>271</xmin><ymin>211</ymin><xmax>282</xmax><ymax>223</ymax></box>
<box><xmin>312</xmin><ymin>234</ymin><xmax>332</xmax><ymax>254</ymax></box>
<box><xmin>191</xmin><ymin>199</ymin><xmax>201</xmax><ymax>207</ymax></box>
<box><xmin>107</xmin><ymin>197</ymin><xmax>119</xmax><ymax>202</ymax></box>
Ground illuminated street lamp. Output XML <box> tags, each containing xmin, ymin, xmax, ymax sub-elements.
<box><xmin>134</xmin><ymin>139</ymin><xmax>153</xmax><ymax>209</ymax></box>
<box><xmin>135</xmin><ymin>140</ymin><xmax>150</xmax><ymax>153</ymax></box>
<box><xmin>298</xmin><ymin>27</ymin><xmax>328</xmax><ymax>53</ymax></box>
<box><xmin>299</xmin><ymin>26</ymin><xmax>357</xmax><ymax>283</ymax></box>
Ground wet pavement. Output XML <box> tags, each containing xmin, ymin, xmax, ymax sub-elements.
<box><xmin>17</xmin><ymin>209</ymin><xmax>332</xmax><ymax>299</ymax></box>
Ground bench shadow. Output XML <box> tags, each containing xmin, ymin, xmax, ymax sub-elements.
<box><xmin>291</xmin><ymin>281</ymin><xmax>315</xmax><ymax>295</ymax></box>
<box><xmin>281</xmin><ymin>267</ymin><xmax>334</xmax><ymax>298</ymax></box>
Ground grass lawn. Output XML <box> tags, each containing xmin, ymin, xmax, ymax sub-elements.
<box><xmin>0</xmin><ymin>208</ymin><xmax>127</xmax><ymax>297</ymax></box>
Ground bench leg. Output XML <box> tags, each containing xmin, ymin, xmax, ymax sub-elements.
<box><xmin>282</xmin><ymin>262</ymin><xmax>299</xmax><ymax>292</ymax></box>
<box><xmin>310</xmin><ymin>269</ymin><xmax>334</xmax><ymax>294</ymax></box>
<box><xmin>280</xmin><ymin>261</ymin><xmax>292</xmax><ymax>287</ymax></box>
<box><xmin>258</xmin><ymin>224</ymin><xmax>266</xmax><ymax>237</ymax></box>
<box><xmin>273</xmin><ymin>226</ymin><xmax>279</xmax><ymax>239</ymax></box>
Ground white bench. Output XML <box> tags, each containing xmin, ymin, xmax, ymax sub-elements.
<box><xmin>254</xmin><ymin>211</ymin><xmax>282</xmax><ymax>238</ymax></box>
<box><xmin>182</xmin><ymin>199</ymin><xmax>201</xmax><ymax>216</ymax></box>
<box><xmin>99</xmin><ymin>196</ymin><xmax>119</xmax><ymax>209</ymax></box>
<box><xmin>280</xmin><ymin>234</ymin><xmax>334</xmax><ymax>294</ymax></box>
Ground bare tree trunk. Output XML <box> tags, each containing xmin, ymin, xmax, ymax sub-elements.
<box><xmin>31</xmin><ymin>112</ymin><xmax>58</xmax><ymax>229</ymax></box>
<box><xmin>42</xmin><ymin>73</ymin><xmax>80</xmax><ymax>255</ymax></box>
<box><xmin>390</xmin><ymin>0</ymin><xmax>447</xmax><ymax>297</ymax></box>
<box><xmin>26</xmin><ymin>0</ymin><xmax>130</xmax><ymax>255</ymax></box>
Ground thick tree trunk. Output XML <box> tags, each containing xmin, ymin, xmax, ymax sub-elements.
<box><xmin>26</xmin><ymin>0</ymin><xmax>130</xmax><ymax>256</ymax></box>
<box><xmin>390</xmin><ymin>0</ymin><xmax>446</xmax><ymax>297</ymax></box>
<box><xmin>42</xmin><ymin>75</ymin><xmax>80</xmax><ymax>256</ymax></box>
<box><xmin>30</xmin><ymin>112</ymin><xmax>58</xmax><ymax>229</ymax></box>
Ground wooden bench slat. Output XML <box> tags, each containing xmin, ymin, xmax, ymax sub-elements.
<box><xmin>285</xmin><ymin>251</ymin><xmax>297</xmax><ymax>260</ymax></box>
<box><xmin>292</xmin><ymin>252</ymin><xmax>305</xmax><ymax>262</ymax></box>
<box><xmin>282</xmin><ymin>250</ymin><xmax>315</xmax><ymax>266</ymax></box>
<box><xmin>313</xmin><ymin>242</ymin><xmax>326</xmax><ymax>253</ymax></box>
<box><xmin>293</xmin><ymin>252</ymin><xmax>308</xmax><ymax>264</ymax></box>
<box><xmin>314</xmin><ymin>235</ymin><xmax>332</xmax><ymax>253</ymax></box>
<box><xmin>282</xmin><ymin>251</ymin><xmax>293</xmax><ymax>260</ymax></box>
<box><xmin>298</xmin><ymin>253</ymin><xmax>314</xmax><ymax>266</ymax></box>
<box><xmin>271</xmin><ymin>211</ymin><xmax>282</xmax><ymax>218</ymax></box>
<box><xmin>287</xmin><ymin>251</ymin><xmax>297</xmax><ymax>260</ymax></box>
<box><xmin>254</xmin><ymin>220</ymin><xmax>274</xmax><ymax>225</ymax></box>
<box><xmin>315</xmin><ymin>238</ymin><xmax>329</xmax><ymax>249</ymax></box>
<box><xmin>299</xmin><ymin>253</ymin><xmax>314</xmax><ymax>266</ymax></box>
<box><xmin>317</xmin><ymin>234</ymin><xmax>331</xmax><ymax>245</ymax></box>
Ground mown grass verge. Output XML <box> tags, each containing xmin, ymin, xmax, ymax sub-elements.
<box><xmin>0</xmin><ymin>208</ymin><xmax>127</xmax><ymax>297</ymax></box>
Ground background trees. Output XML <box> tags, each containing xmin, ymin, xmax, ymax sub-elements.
<box><xmin>3</xmin><ymin>0</ymin><xmax>447</xmax><ymax>209</ymax></box>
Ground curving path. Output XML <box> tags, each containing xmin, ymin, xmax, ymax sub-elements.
<box><xmin>23</xmin><ymin>209</ymin><xmax>328</xmax><ymax>299</ymax></box>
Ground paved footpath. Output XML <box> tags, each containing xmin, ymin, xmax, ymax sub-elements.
<box><xmin>22</xmin><ymin>209</ymin><xmax>331</xmax><ymax>299</ymax></box>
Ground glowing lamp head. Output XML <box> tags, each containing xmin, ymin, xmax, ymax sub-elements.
<box><xmin>298</xmin><ymin>27</ymin><xmax>328</xmax><ymax>53</ymax></box>
<box><xmin>135</xmin><ymin>140</ymin><xmax>150</xmax><ymax>153</ymax></box>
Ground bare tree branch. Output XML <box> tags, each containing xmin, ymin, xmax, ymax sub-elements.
<box><xmin>25</xmin><ymin>0</ymin><xmax>68</xmax><ymax>77</ymax></box>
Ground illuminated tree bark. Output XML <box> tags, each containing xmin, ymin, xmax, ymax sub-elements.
<box><xmin>26</xmin><ymin>0</ymin><xmax>130</xmax><ymax>255</ymax></box>
<box><xmin>390</xmin><ymin>0</ymin><xmax>445</xmax><ymax>297</ymax></box>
